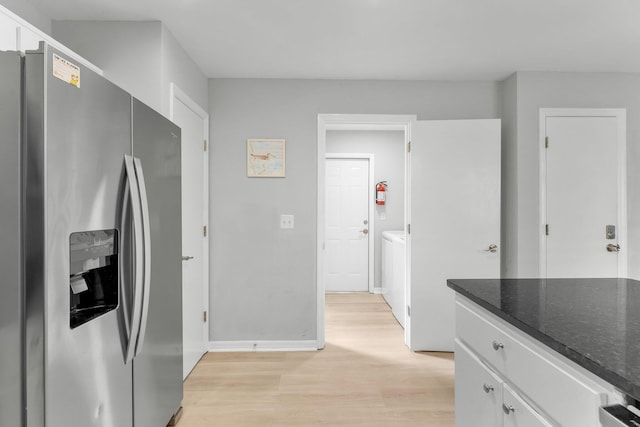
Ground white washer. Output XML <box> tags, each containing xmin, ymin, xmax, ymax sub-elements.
<box><xmin>381</xmin><ymin>230</ymin><xmax>406</xmax><ymax>328</ymax></box>
<box><xmin>382</xmin><ymin>232</ymin><xmax>395</xmax><ymax>307</ymax></box>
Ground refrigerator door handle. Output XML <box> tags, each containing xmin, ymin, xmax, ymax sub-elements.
<box><xmin>120</xmin><ymin>177</ymin><xmax>132</xmax><ymax>337</ymax></box>
<box><xmin>133</xmin><ymin>157</ymin><xmax>152</xmax><ymax>356</ymax></box>
<box><xmin>124</xmin><ymin>155</ymin><xmax>145</xmax><ymax>364</ymax></box>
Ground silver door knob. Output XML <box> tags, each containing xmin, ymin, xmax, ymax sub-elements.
<box><xmin>182</xmin><ymin>256</ymin><xmax>194</xmax><ymax>261</ymax></box>
<box><xmin>606</xmin><ymin>244</ymin><xmax>621</xmax><ymax>252</ymax></box>
<box><xmin>361</xmin><ymin>229</ymin><xmax>369</xmax><ymax>235</ymax></box>
<box><xmin>482</xmin><ymin>384</ymin><xmax>494</xmax><ymax>394</ymax></box>
<box><xmin>502</xmin><ymin>404</ymin><xmax>515</xmax><ymax>414</ymax></box>
<box><xmin>492</xmin><ymin>341</ymin><xmax>504</xmax><ymax>351</ymax></box>
<box><xmin>363</xmin><ymin>219</ymin><xmax>369</xmax><ymax>225</ymax></box>
<box><xmin>484</xmin><ymin>244</ymin><xmax>498</xmax><ymax>253</ymax></box>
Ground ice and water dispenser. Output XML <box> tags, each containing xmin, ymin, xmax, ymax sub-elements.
<box><xmin>69</xmin><ymin>230</ymin><xmax>119</xmax><ymax>329</ymax></box>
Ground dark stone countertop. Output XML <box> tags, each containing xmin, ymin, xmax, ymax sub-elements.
<box><xmin>447</xmin><ymin>278</ymin><xmax>640</xmax><ymax>401</ymax></box>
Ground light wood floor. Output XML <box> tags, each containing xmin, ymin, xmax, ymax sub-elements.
<box><xmin>179</xmin><ymin>293</ymin><xmax>455</xmax><ymax>426</ymax></box>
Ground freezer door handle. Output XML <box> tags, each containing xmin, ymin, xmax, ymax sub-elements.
<box><xmin>133</xmin><ymin>157</ymin><xmax>152</xmax><ymax>357</ymax></box>
<box><xmin>123</xmin><ymin>155</ymin><xmax>145</xmax><ymax>364</ymax></box>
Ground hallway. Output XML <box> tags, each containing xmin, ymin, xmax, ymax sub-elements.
<box><xmin>180</xmin><ymin>293</ymin><xmax>455</xmax><ymax>426</ymax></box>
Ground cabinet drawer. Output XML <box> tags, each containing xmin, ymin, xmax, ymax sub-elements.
<box><xmin>455</xmin><ymin>340</ymin><xmax>503</xmax><ymax>427</ymax></box>
<box><xmin>456</xmin><ymin>300</ymin><xmax>607</xmax><ymax>427</ymax></box>
<box><xmin>502</xmin><ymin>331</ymin><xmax>606</xmax><ymax>427</ymax></box>
<box><xmin>456</xmin><ymin>301</ymin><xmax>508</xmax><ymax>374</ymax></box>
<box><xmin>503</xmin><ymin>383</ymin><xmax>553</xmax><ymax>427</ymax></box>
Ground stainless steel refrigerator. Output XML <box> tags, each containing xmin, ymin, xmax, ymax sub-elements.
<box><xmin>0</xmin><ymin>43</ymin><xmax>183</xmax><ymax>427</ymax></box>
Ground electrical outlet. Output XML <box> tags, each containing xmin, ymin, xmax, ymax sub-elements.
<box><xmin>280</xmin><ymin>214</ymin><xmax>294</xmax><ymax>229</ymax></box>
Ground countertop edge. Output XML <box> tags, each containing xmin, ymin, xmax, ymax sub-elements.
<box><xmin>447</xmin><ymin>280</ymin><xmax>640</xmax><ymax>400</ymax></box>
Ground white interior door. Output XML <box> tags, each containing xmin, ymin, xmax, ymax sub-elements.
<box><xmin>408</xmin><ymin>119</ymin><xmax>500</xmax><ymax>351</ymax></box>
<box><xmin>171</xmin><ymin>86</ymin><xmax>209</xmax><ymax>379</ymax></box>
<box><xmin>543</xmin><ymin>112</ymin><xmax>626</xmax><ymax>278</ymax></box>
<box><xmin>326</xmin><ymin>158</ymin><xmax>370</xmax><ymax>292</ymax></box>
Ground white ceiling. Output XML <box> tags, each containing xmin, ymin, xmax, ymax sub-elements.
<box><xmin>28</xmin><ymin>0</ymin><xmax>640</xmax><ymax>80</ymax></box>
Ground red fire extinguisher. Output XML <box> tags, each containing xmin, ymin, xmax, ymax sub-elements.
<box><xmin>376</xmin><ymin>181</ymin><xmax>387</xmax><ymax>205</ymax></box>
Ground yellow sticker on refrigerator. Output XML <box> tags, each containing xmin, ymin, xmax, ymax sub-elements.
<box><xmin>52</xmin><ymin>53</ymin><xmax>80</xmax><ymax>88</ymax></box>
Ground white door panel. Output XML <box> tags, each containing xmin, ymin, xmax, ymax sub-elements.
<box><xmin>545</xmin><ymin>115</ymin><xmax>624</xmax><ymax>278</ymax></box>
<box><xmin>409</xmin><ymin>119</ymin><xmax>500</xmax><ymax>351</ymax></box>
<box><xmin>326</xmin><ymin>158</ymin><xmax>369</xmax><ymax>292</ymax></box>
<box><xmin>174</xmin><ymin>95</ymin><xmax>207</xmax><ymax>379</ymax></box>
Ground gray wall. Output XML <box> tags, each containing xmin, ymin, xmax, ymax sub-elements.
<box><xmin>326</xmin><ymin>130</ymin><xmax>405</xmax><ymax>289</ymax></box>
<box><xmin>500</xmin><ymin>74</ymin><xmax>518</xmax><ymax>278</ymax></box>
<box><xmin>52</xmin><ymin>21</ymin><xmax>208</xmax><ymax>116</ymax></box>
<box><xmin>53</xmin><ymin>21</ymin><xmax>163</xmax><ymax>111</ymax></box>
<box><xmin>0</xmin><ymin>0</ymin><xmax>51</xmax><ymax>34</ymax></box>
<box><xmin>209</xmin><ymin>78</ymin><xmax>501</xmax><ymax>342</ymax></box>
<box><xmin>160</xmin><ymin>25</ymin><xmax>209</xmax><ymax>116</ymax></box>
<box><xmin>502</xmin><ymin>71</ymin><xmax>640</xmax><ymax>279</ymax></box>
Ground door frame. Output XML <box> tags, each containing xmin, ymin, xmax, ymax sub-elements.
<box><xmin>169</xmin><ymin>83</ymin><xmax>210</xmax><ymax>352</ymax></box>
<box><xmin>325</xmin><ymin>153</ymin><xmax>375</xmax><ymax>293</ymax></box>
<box><xmin>317</xmin><ymin>114</ymin><xmax>416</xmax><ymax>349</ymax></box>
<box><xmin>538</xmin><ymin>108</ymin><xmax>627</xmax><ymax>277</ymax></box>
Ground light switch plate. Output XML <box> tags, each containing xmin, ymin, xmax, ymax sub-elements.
<box><xmin>280</xmin><ymin>214</ymin><xmax>294</xmax><ymax>229</ymax></box>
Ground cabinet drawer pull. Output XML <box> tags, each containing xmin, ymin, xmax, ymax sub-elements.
<box><xmin>482</xmin><ymin>384</ymin><xmax>494</xmax><ymax>393</ymax></box>
<box><xmin>492</xmin><ymin>341</ymin><xmax>504</xmax><ymax>351</ymax></box>
<box><xmin>502</xmin><ymin>404</ymin><xmax>515</xmax><ymax>414</ymax></box>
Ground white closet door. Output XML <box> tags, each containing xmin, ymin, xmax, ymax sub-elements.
<box><xmin>174</xmin><ymin>94</ymin><xmax>208</xmax><ymax>379</ymax></box>
<box><xmin>545</xmin><ymin>115</ymin><xmax>624</xmax><ymax>278</ymax></box>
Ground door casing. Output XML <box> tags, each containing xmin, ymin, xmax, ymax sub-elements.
<box><xmin>317</xmin><ymin>114</ymin><xmax>416</xmax><ymax>349</ymax></box>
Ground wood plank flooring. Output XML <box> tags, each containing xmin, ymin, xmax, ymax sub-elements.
<box><xmin>179</xmin><ymin>293</ymin><xmax>455</xmax><ymax>426</ymax></box>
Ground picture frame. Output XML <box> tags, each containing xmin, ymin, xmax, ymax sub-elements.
<box><xmin>247</xmin><ymin>138</ymin><xmax>286</xmax><ymax>177</ymax></box>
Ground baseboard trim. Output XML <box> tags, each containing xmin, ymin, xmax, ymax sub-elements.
<box><xmin>208</xmin><ymin>340</ymin><xmax>319</xmax><ymax>352</ymax></box>
<box><xmin>372</xmin><ymin>287</ymin><xmax>385</xmax><ymax>295</ymax></box>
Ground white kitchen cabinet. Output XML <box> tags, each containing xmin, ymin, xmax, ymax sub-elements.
<box><xmin>455</xmin><ymin>295</ymin><xmax>621</xmax><ymax>427</ymax></box>
<box><xmin>456</xmin><ymin>340</ymin><xmax>552</xmax><ymax>427</ymax></box>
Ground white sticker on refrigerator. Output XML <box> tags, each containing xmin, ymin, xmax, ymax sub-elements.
<box><xmin>52</xmin><ymin>53</ymin><xmax>80</xmax><ymax>88</ymax></box>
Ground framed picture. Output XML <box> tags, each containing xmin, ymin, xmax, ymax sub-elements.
<box><xmin>247</xmin><ymin>139</ymin><xmax>286</xmax><ymax>177</ymax></box>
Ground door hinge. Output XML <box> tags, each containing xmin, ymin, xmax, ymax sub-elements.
<box><xmin>204</xmin><ymin>139</ymin><xmax>208</xmax><ymax>151</ymax></box>
<box><xmin>545</xmin><ymin>224</ymin><xmax>549</xmax><ymax>236</ymax></box>
<box><xmin>203</xmin><ymin>225</ymin><xmax>207</xmax><ymax>237</ymax></box>
<box><xmin>407</xmin><ymin>224</ymin><xmax>411</xmax><ymax>235</ymax></box>
<box><xmin>407</xmin><ymin>306</ymin><xmax>411</xmax><ymax>316</ymax></box>
<box><xmin>545</xmin><ymin>136</ymin><xmax>549</xmax><ymax>148</ymax></box>
<box><xmin>203</xmin><ymin>311</ymin><xmax>207</xmax><ymax>322</ymax></box>
<box><xmin>407</xmin><ymin>141</ymin><xmax>411</xmax><ymax>152</ymax></box>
